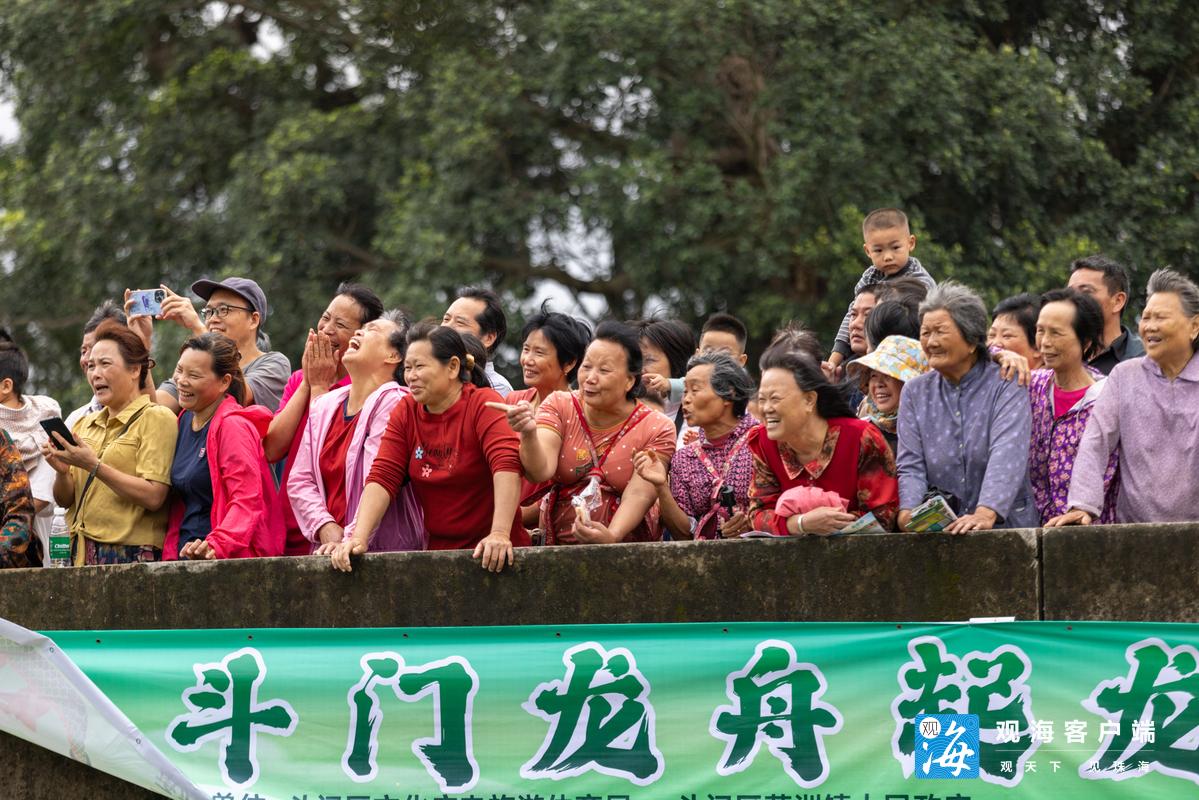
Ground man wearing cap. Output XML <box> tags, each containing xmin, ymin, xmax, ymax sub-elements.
<box><xmin>151</xmin><ymin>278</ymin><xmax>292</xmax><ymax>413</ymax></box>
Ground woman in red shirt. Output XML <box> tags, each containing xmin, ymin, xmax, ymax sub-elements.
<box><xmin>748</xmin><ymin>349</ymin><xmax>898</xmax><ymax>534</ymax></box>
<box><xmin>330</xmin><ymin>322</ymin><xmax>527</xmax><ymax>573</ymax></box>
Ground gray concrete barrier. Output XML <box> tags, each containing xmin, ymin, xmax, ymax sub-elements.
<box><xmin>0</xmin><ymin>531</ymin><xmax>1040</xmax><ymax>631</ymax></box>
<box><xmin>1041</xmin><ymin>522</ymin><xmax>1199</xmax><ymax>621</ymax></box>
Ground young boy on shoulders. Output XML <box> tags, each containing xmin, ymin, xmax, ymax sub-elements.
<box><xmin>827</xmin><ymin>208</ymin><xmax>937</xmax><ymax>370</ymax></box>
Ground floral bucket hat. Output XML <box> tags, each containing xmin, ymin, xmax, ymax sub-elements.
<box><xmin>846</xmin><ymin>335</ymin><xmax>929</xmax><ymax>385</ymax></box>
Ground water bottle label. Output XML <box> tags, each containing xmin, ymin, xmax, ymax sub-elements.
<box><xmin>50</xmin><ymin>536</ymin><xmax>71</xmax><ymax>560</ymax></box>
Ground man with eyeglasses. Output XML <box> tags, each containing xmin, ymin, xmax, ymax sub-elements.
<box><xmin>147</xmin><ymin>278</ymin><xmax>292</xmax><ymax>414</ymax></box>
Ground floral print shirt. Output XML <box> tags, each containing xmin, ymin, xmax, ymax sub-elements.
<box><xmin>1027</xmin><ymin>369</ymin><xmax>1119</xmax><ymax>524</ymax></box>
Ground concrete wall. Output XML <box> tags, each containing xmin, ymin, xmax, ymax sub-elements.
<box><xmin>1041</xmin><ymin>522</ymin><xmax>1199</xmax><ymax>621</ymax></box>
<box><xmin>0</xmin><ymin>530</ymin><xmax>1042</xmax><ymax>630</ymax></box>
<box><xmin>2</xmin><ymin>522</ymin><xmax>1196</xmax><ymax>798</ymax></box>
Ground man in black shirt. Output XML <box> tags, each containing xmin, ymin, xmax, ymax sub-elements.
<box><xmin>1067</xmin><ymin>255</ymin><xmax>1145</xmax><ymax>375</ymax></box>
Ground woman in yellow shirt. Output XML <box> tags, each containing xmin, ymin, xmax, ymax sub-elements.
<box><xmin>42</xmin><ymin>321</ymin><xmax>178</xmax><ymax>564</ymax></box>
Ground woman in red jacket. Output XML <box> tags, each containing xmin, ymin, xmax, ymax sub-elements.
<box><xmin>166</xmin><ymin>333</ymin><xmax>284</xmax><ymax>560</ymax></box>
<box><xmin>331</xmin><ymin>322</ymin><xmax>527</xmax><ymax>573</ymax></box>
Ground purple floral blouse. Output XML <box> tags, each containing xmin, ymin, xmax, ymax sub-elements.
<box><xmin>668</xmin><ymin>414</ymin><xmax>756</xmax><ymax>527</ymax></box>
<box><xmin>1027</xmin><ymin>369</ymin><xmax>1119</xmax><ymax>524</ymax></box>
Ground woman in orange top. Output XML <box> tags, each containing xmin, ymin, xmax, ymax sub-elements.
<box><xmin>494</xmin><ymin>321</ymin><xmax>676</xmax><ymax>544</ymax></box>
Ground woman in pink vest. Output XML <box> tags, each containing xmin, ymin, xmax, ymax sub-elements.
<box><xmin>288</xmin><ymin>311</ymin><xmax>424</xmax><ymax>554</ymax></box>
<box><xmin>165</xmin><ymin>333</ymin><xmax>284</xmax><ymax>560</ymax></box>
<box><xmin>748</xmin><ymin>348</ymin><xmax>898</xmax><ymax>535</ymax></box>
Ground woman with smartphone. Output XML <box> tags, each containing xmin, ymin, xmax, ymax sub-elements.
<box><xmin>163</xmin><ymin>333</ymin><xmax>284</xmax><ymax>560</ymax></box>
<box><xmin>42</xmin><ymin>322</ymin><xmax>178</xmax><ymax>564</ymax></box>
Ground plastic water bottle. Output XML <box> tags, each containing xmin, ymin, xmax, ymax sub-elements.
<box><xmin>49</xmin><ymin>509</ymin><xmax>71</xmax><ymax>567</ymax></box>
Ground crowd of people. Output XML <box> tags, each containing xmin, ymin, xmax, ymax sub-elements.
<box><xmin>1</xmin><ymin>207</ymin><xmax>1197</xmax><ymax>572</ymax></box>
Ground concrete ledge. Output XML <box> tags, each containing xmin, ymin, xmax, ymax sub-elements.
<box><xmin>1041</xmin><ymin>522</ymin><xmax>1199</xmax><ymax>621</ymax></box>
<box><xmin>0</xmin><ymin>531</ymin><xmax>1040</xmax><ymax>630</ymax></box>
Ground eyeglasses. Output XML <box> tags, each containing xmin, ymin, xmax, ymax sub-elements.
<box><xmin>200</xmin><ymin>303</ymin><xmax>254</xmax><ymax>320</ymax></box>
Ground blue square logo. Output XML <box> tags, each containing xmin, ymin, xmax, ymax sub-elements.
<box><xmin>915</xmin><ymin>713</ymin><xmax>980</xmax><ymax>779</ymax></box>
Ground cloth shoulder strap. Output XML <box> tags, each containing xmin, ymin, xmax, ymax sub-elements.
<box><xmin>690</xmin><ymin>427</ymin><xmax>753</xmax><ymax>486</ymax></box>
<box><xmin>569</xmin><ymin>394</ymin><xmax>651</xmax><ymax>476</ymax></box>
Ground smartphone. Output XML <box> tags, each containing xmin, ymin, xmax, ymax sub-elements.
<box><xmin>129</xmin><ymin>288</ymin><xmax>166</xmax><ymax>317</ymax></box>
<box><xmin>39</xmin><ymin>417</ymin><xmax>78</xmax><ymax>450</ymax></box>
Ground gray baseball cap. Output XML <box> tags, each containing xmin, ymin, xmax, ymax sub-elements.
<box><xmin>190</xmin><ymin>277</ymin><xmax>268</xmax><ymax>324</ymax></box>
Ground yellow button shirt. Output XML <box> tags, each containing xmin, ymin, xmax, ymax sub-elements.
<box><xmin>67</xmin><ymin>395</ymin><xmax>179</xmax><ymax>561</ymax></box>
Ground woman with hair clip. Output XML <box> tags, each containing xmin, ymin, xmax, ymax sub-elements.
<box><xmin>164</xmin><ymin>333</ymin><xmax>284</xmax><ymax>560</ymax></box>
<box><xmin>330</xmin><ymin>322</ymin><xmax>528</xmax><ymax>573</ymax></box>
<box><xmin>43</xmin><ymin>321</ymin><xmax>178</xmax><ymax>564</ymax></box>
<box><xmin>289</xmin><ymin>312</ymin><xmax>425</xmax><ymax>554</ymax></box>
<box><xmin>748</xmin><ymin>350</ymin><xmax>899</xmax><ymax>534</ymax></box>
<box><xmin>493</xmin><ymin>320</ymin><xmax>677</xmax><ymax>544</ymax></box>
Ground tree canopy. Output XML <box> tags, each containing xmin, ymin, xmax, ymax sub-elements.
<box><xmin>2</xmin><ymin>0</ymin><xmax>1197</xmax><ymax>403</ymax></box>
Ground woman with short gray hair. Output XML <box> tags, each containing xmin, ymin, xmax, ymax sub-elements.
<box><xmin>896</xmin><ymin>281</ymin><xmax>1039</xmax><ymax>532</ymax></box>
<box><xmin>1051</xmin><ymin>268</ymin><xmax>1199</xmax><ymax>525</ymax></box>
<box><xmin>633</xmin><ymin>352</ymin><xmax>757</xmax><ymax>539</ymax></box>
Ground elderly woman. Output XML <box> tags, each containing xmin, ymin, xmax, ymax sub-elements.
<box><xmin>748</xmin><ymin>351</ymin><xmax>898</xmax><ymax>534</ymax></box>
<box><xmin>43</xmin><ymin>322</ymin><xmax>178</xmax><ymax>564</ymax></box>
<box><xmin>846</xmin><ymin>335</ymin><xmax>929</xmax><ymax>453</ymax></box>
<box><xmin>1051</xmin><ymin>269</ymin><xmax>1199</xmax><ymax>525</ymax></box>
<box><xmin>506</xmin><ymin>306</ymin><xmax>593</xmax><ymax>524</ymax></box>
<box><xmin>897</xmin><ymin>283</ymin><xmax>1039</xmax><ymax>532</ymax></box>
<box><xmin>988</xmin><ymin>293</ymin><xmax>1043</xmax><ymax>370</ymax></box>
<box><xmin>166</xmin><ymin>334</ymin><xmax>284</xmax><ymax>560</ymax></box>
<box><xmin>633</xmin><ymin>352</ymin><xmax>757</xmax><ymax>539</ymax></box>
<box><xmin>497</xmin><ymin>320</ymin><xmax>677</xmax><ymax>544</ymax></box>
<box><xmin>1028</xmin><ymin>289</ymin><xmax>1118</xmax><ymax>524</ymax></box>
<box><xmin>332</xmin><ymin>323</ymin><xmax>528</xmax><ymax>573</ymax></box>
<box><xmin>289</xmin><ymin>312</ymin><xmax>424</xmax><ymax>555</ymax></box>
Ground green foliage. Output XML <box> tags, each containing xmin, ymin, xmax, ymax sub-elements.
<box><xmin>2</xmin><ymin>0</ymin><xmax>1198</xmax><ymax>403</ymax></box>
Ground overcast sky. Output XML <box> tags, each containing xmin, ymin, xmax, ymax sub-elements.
<box><xmin>0</xmin><ymin>98</ymin><xmax>15</xmax><ymax>143</ymax></box>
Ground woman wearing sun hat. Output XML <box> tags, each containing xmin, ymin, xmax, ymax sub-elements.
<box><xmin>845</xmin><ymin>335</ymin><xmax>929</xmax><ymax>453</ymax></box>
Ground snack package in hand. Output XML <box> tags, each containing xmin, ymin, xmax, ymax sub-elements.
<box><xmin>571</xmin><ymin>494</ymin><xmax>591</xmax><ymax>524</ymax></box>
<box><xmin>575</xmin><ymin>475</ymin><xmax>603</xmax><ymax>522</ymax></box>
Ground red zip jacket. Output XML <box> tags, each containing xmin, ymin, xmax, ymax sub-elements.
<box><xmin>165</xmin><ymin>395</ymin><xmax>285</xmax><ymax>559</ymax></box>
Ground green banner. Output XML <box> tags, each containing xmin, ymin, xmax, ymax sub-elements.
<box><xmin>9</xmin><ymin>621</ymin><xmax>1199</xmax><ymax>798</ymax></box>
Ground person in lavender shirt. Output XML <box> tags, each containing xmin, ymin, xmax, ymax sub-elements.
<box><xmin>1049</xmin><ymin>269</ymin><xmax>1199</xmax><ymax>526</ymax></box>
<box><xmin>896</xmin><ymin>282</ymin><xmax>1039</xmax><ymax>533</ymax></box>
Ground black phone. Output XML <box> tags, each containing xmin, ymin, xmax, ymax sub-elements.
<box><xmin>719</xmin><ymin>485</ymin><xmax>736</xmax><ymax>515</ymax></box>
<box><xmin>39</xmin><ymin>417</ymin><xmax>78</xmax><ymax>450</ymax></box>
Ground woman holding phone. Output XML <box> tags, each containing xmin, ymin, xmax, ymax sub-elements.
<box><xmin>42</xmin><ymin>321</ymin><xmax>178</xmax><ymax>564</ymax></box>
